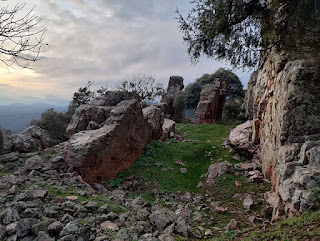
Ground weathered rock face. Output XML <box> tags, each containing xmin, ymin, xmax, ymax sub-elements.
<box><xmin>229</xmin><ymin>120</ymin><xmax>253</xmax><ymax>146</ymax></box>
<box><xmin>195</xmin><ymin>79</ymin><xmax>228</xmax><ymax>124</ymax></box>
<box><xmin>246</xmin><ymin>50</ymin><xmax>320</xmax><ymax>219</ymax></box>
<box><xmin>0</xmin><ymin>126</ymin><xmax>51</xmax><ymax>154</ymax></box>
<box><xmin>0</xmin><ymin>130</ymin><xmax>13</xmax><ymax>154</ymax></box>
<box><xmin>64</xmin><ymin>99</ymin><xmax>164</xmax><ymax>184</ymax></box>
<box><xmin>66</xmin><ymin>91</ymin><xmax>133</xmax><ymax>138</ymax></box>
<box><xmin>161</xmin><ymin>118</ymin><xmax>176</xmax><ymax>141</ymax></box>
<box><xmin>243</xmin><ymin>71</ymin><xmax>258</xmax><ymax>120</ymax></box>
<box><xmin>158</xmin><ymin>76</ymin><xmax>185</xmax><ymax>123</ymax></box>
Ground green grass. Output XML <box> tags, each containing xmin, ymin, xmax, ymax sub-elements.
<box><xmin>109</xmin><ymin>123</ymin><xmax>238</xmax><ymax>194</ymax></box>
<box><xmin>240</xmin><ymin>211</ymin><xmax>320</xmax><ymax>240</ymax></box>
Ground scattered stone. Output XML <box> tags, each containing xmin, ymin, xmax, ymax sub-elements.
<box><xmin>48</xmin><ymin>221</ymin><xmax>63</xmax><ymax>237</ymax></box>
<box><xmin>205</xmin><ymin>229</ymin><xmax>213</xmax><ymax>236</ymax></box>
<box><xmin>243</xmin><ymin>196</ymin><xmax>254</xmax><ymax>210</ymax></box>
<box><xmin>180</xmin><ymin>168</ymin><xmax>187</xmax><ymax>174</ymax></box>
<box><xmin>2</xmin><ymin>208</ymin><xmax>21</xmax><ymax>225</ymax></box>
<box><xmin>59</xmin><ymin>221</ymin><xmax>79</xmax><ymax>237</ymax></box>
<box><xmin>149</xmin><ymin>206</ymin><xmax>176</xmax><ymax>231</ymax></box>
<box><xmin>30</xmin><ymin>190</ymin><xmax>47</xmax><ymax>199</ymax></box>
<box><xmin>229</xmin><ymin>121</ymin><xmax>253</xmax><ymax>145</ymax></box>
<box><xmin>174</xmin><ymin>160</ymin><xmax>186</xmax><ymax>166</ymax></box>
<box><xmin>248</xmin><ymin>216</ymin><xmax>256</xmax><ymax>223</ymax></box>
<box><xmin>235</xmin><ymin>181</ymin><xmax>242</xmax><ymax>187</ymax></box>
<box><xmin>227</xmin><ymin>219</ymin><xmax>238</xmax><ymax>230</ymax></box>
<box><xmin>100</xmin><ymin>221</ymin><xmax>119</xmax><ymax>231</ymax></box>
<box><xmin>203</xmin><ymin>161</ymin><xmax>234</xmax><ymax>186</ymax></box>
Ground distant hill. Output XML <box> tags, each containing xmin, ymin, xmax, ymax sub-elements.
<box><xmin>0</xmin><ymin>103</ymin><xmax>67</xmax><ymax>134</ymax></box>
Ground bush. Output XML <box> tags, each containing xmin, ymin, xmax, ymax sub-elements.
<box><xmin>30</xmin><ymin>108</ymin><xmax>70</xmax><ymax>143</ymax></box>
<box><xmin>117</xmin><ymin>74</ymin><xmax>164</xmax><ymax>105</ymax></box>
<box><xmin>222</xmin><ymin>101</ymin><xmax>246</xmax><ymax>121</ymax></box>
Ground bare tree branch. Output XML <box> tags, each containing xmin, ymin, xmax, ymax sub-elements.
<box><xmin>0</xmin><ymin>3</ymin><xmax>46</xmax><ymax>69</ymax></box>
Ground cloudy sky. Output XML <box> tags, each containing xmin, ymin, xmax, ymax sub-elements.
<box><xmin>0</xmin><ymin>0</ymin><xmax>253</xmax><ymax>106</ymax></box>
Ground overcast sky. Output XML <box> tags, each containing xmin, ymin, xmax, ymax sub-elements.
<box><xmin>0</xmin><ymin>0</ymin><xmax>253</xmax><ymax>106</ymax></box>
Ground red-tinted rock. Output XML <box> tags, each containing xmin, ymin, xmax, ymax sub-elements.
<box><xmin>195</xmin><ymin>79</ymin><xmax>228</xmax><ymax>124</ymax></box>
<box><xmin>63</xmin><ymin>99</ymin><xmax>163</xmax><ymax>184</ymax></box>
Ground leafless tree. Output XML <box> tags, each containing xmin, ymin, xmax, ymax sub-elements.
<box><xmin>0</xmin><ymin>3</ymin><xmax>46</xmax><ymax>69</ymax></box>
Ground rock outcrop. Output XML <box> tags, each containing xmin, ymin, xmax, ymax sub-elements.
<box><xmin>66</xmin><ymin>91</ymin><xmax>133</xmax><ymax>138</ymax></box>
<box><xmin>161</xmin><ymin>118</ymin><xmax>176</xmax><ymax>140</ymax></box>
<box><xmin>64</xmin><ymin>99</ymin><xmax>164</xmax><ymax>184</ymax></box>
<box><xmin>195</xmin><ymin>79</ymin><xmax>228</xmax><ymax>124</ymax></box>
<box><xmin>155</xmin><ymin>76</ymin><xmax>185</xmax><ymax>123</ymax></box>
<box><xmin>0</xmin><ymin>126</ymin><xmax>51</xmax><ymax>154</ymax></box>
<box><xmin>244</xmin><ymin>50</ymin><xmax>320</xmax><ymax>219</ymax></box>
<box><xmin>229</xmin><ymin>120</ymin><xmax>253</xmax><ymax>146</ymax></box>
<box><xmin>0</xmin><ymin>130</ymin><xmax>13</xmax><ymax>154</ymax></box>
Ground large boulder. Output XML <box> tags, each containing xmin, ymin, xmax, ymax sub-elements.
<box><xmin>229</xmin><ymin>120</ymin><xmax>253</xmax><ymax>146</ymax></box>
<box><xmin>63</xmin><ymin>99</ymin><xmax>164</xmax><ymax>184</ymax></box>
<box><xmin>195</xmin><ymin>79</ymin><xmax>228</xmax><ymax>124</ymax></box>
<box><xmin>244</xmin><ymin>49</ymin><xmax>320</xmax><ymax>219</ymax></box>
<box><xmin>66</xmin><ymin>91</ymin><xmax>133</xmax><ymax>138</ymax></box>
<box><xmin>0</xmin><ymin>130</ymin><xmax>13</xmax><ymax>154</ymax></box>
<box><xmin>0</xmin><ymin>126</ymin><xmax>51</xmax><ymax>154</ymax></box>
<box><xmin>156</xmin><ymin>76</ymin><xmax>185</xmax><ymax>123</ymax></box>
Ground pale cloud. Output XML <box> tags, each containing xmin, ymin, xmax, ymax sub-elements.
<box><xmin>0</xmin><ymin>0</ymin><xmax>253</xmax><ymax>105</ymax></box>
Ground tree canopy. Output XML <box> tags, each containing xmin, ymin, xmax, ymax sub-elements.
<box><xmin>177</xmin><ymin>0</ymin><xmax>320</xmax><ymax>68</ymax></box>
<box><xmin>183</xmin><ymin>68</ymin><xmax>244</xmax><ymax>109</ymax></box>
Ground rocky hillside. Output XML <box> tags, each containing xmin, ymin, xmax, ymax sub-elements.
<box><xmin>1</xmin><ymin>124</ymin><xmax>320</xmax><ymax>240</ymax></box>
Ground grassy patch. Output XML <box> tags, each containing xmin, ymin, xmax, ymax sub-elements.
<box><xmin>239</xmin><ymin>211</ymin><xmax>320</xmax><ymax>240</ymax></box>
<box><xmin>109</xmin><ymin>123</ymin><xmax>238</xmax><ymax>194</ymax></box>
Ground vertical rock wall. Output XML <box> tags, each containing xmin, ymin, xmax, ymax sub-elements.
<box><xmin>249</xmin><ymin>50</ymin><xmax>320</xmax><ymax>219</ymax></box>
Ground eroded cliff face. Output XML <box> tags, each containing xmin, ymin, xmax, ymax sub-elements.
<box><xmin>249</xmin><ymin>50</ymin><xmax>320</xmax><ymax>219</ymax></box>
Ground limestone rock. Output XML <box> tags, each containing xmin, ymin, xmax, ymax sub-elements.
<box><xmin>203</xmin><ymin>161</ymin><xmax>234</xmax><ymax>186</ymax></box>
<box><xmin>149</xmin><ymin>206</ymin><xmax>176</xmax><ymax>232</ymax></box>
<box><xmin>195</xmin><ymin>79</ymin><xmax>228</xmax><ymax>124</ymax></box>
<box><xmin>0</xmin><ymin>130</ymin><xmax>13</xmax><ymax>154</ymax></box>
<box><xmin>66</xmin><ymin>91</ymin><xmax>133</xmax><ymax>138</ymax></box>
<box><xmin>158</xmin><ymin>76</ymin><xmax>185</xmax><ymax>122</ymax></box>
<box><xmin>229</xmin><ymin>121</ymin><xmax>253</xmax><ymax>146</ymax></box>
<box><xmin>161</xmin><ymin>118</ymin><xmax>175</xmax><ymax>140</ymax></box>
<box><xmin>11</xmin><ymin>126</ymin><xmax>51</xmax><ymax>153</ymax></box>
<box><xmin>244</xmin><ymin>48</ymin><xmax>320</xmax><ymax>219</ymax></box>
<box><xmin>64</xmin><ymin>99</ymin><xmax>163</xmax><ymax>184</ymax></box>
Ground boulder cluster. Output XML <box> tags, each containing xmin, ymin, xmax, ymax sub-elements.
<box><xmin>0</xmin><ymin>126</ymin><xmax>51</xmax><ymax>154</ymax></box>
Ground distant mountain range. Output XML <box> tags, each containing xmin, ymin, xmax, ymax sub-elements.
<box><xmin>0</xmin><ymin>103</ymin><xmax>67</xmax><ymax>134</ymax></box>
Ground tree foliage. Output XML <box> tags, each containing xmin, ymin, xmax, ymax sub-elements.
<box><xmin>177</xmin><ymin>0</ymin><xmax>320</xmax><ymax>68</ymax></box>
<box><xmin>0</xmin><ymin>3</ymin><xmax>46</xmax><ymax>68</ymax></box>
<box><xmin>117</xmin><ymin>75</ymin><xmax>164</xmax><ymax>104</ymax></box>
<box><xmin>30</xmin><ymin>108</ymin><xmax>70</xmax><ymax>143</ymax></box>
<box><xmin>182</xmin><ymin>68</ymin><xmax>243</xmax><ymax>109</ymax></box>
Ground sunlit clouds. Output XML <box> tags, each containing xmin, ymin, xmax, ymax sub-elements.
<box><xmin>0</xmin><ymin>0</ymin><xmax>252</xmax><ymax>105</ymax></box>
